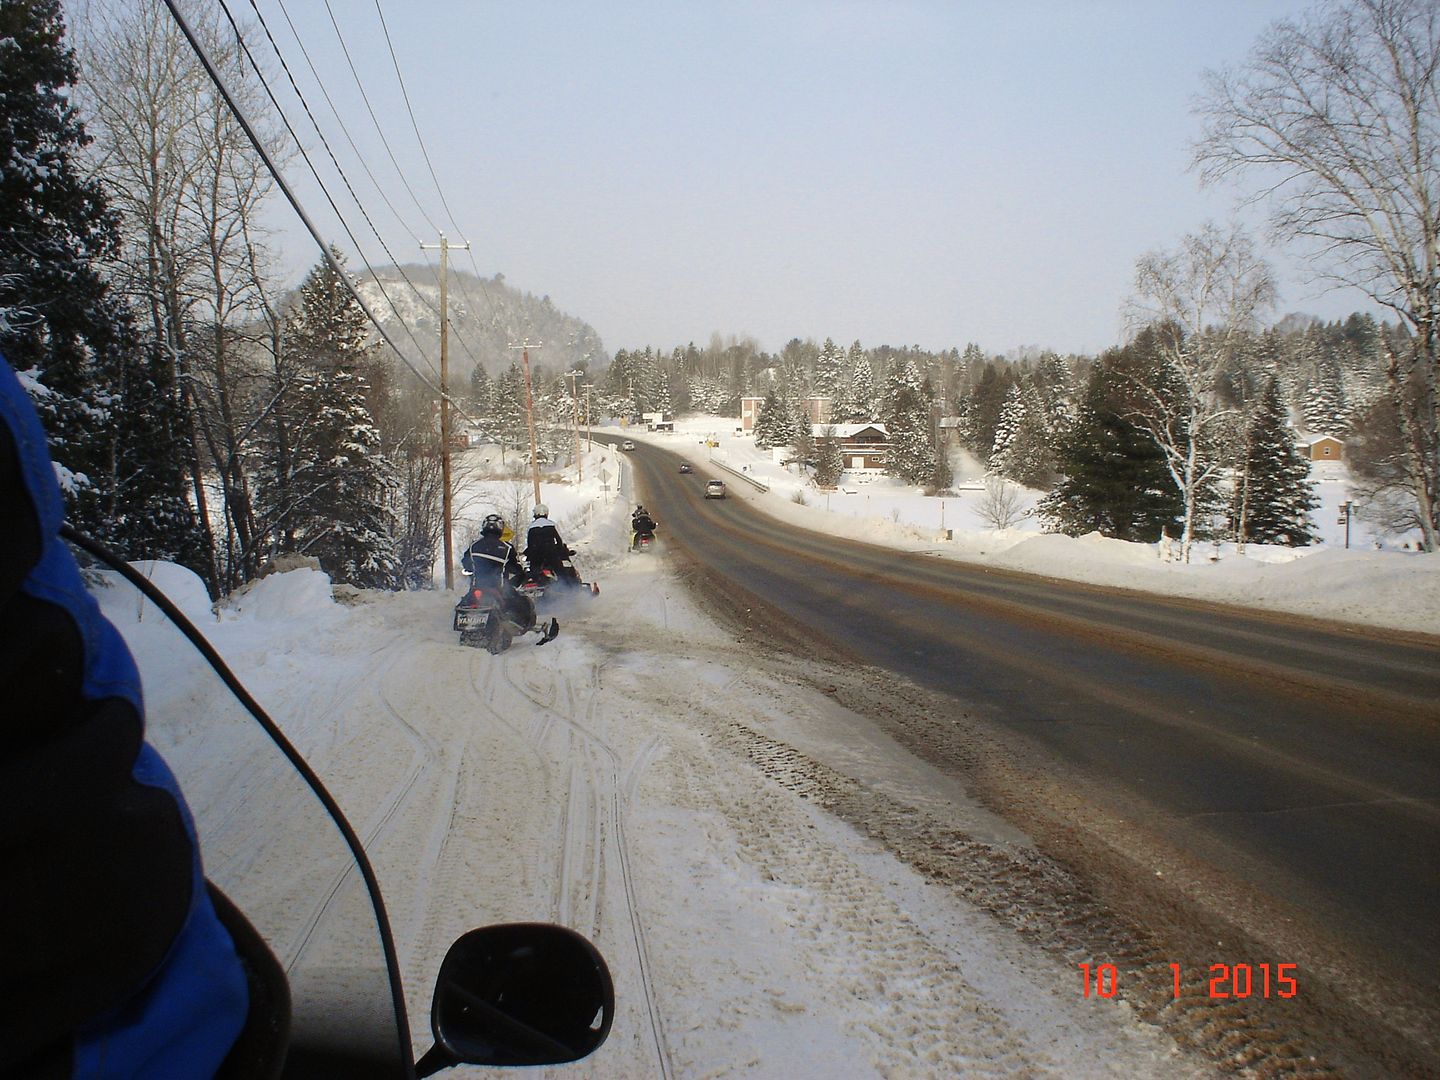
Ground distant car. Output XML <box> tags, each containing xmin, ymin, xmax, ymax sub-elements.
<box><xmin>678</xmin><ymin>461</ymin><xmax>692</xmax><ymax>473</ymax></box>
<box><xmin>705</xmin><ymin>480</ymin><xmax>726</xmax><ymax>499</ymax></box>
<box><xmin>621</xmin><ymin>440</ymin><xmax>636</xmax><ymax>451</ymax></box>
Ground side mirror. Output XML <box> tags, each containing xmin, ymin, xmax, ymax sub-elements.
<box><xmin>414</xmin><ymin>924</ymin><xmax>614</xmax><ymax>1076</ymax></box>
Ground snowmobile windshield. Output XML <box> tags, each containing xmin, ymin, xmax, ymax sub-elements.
<box><xmin>75</xmin><ymin>550</ymin><xmax>411</xmax><ymax>1077</ymax></box>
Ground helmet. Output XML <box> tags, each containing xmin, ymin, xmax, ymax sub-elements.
<box><xmin>533</xmin><ymin>504</ymin><xmax>548</xmax><ymax>518</ymax></box>
<box><xmin>481</xmin><ymin>513</ymin><xmax>504</xmax><ymax>536</ymax></box>
<box><xmin>634</xmin><ymin>505</ymin><xmax>646</xmax><ymax>515</ymax></box>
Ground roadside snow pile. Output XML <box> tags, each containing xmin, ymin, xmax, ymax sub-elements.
<box><xmin>97</xmin><ymin>559</ymin><xmax>215</xmax><ymax>626</ymax></box>
<box><xmin>223</xmin><ymin>567</ymin><xmax>338</xmax><ymax>621</ymax></box>
<box><xmin>992</xmin><ymin>530</ymin><xmax>1158</xmax><ymax>571</ymax></box>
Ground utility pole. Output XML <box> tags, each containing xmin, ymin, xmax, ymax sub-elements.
<box><xmin>564</xmin><ymin>370</ymin><xmax>584</xmax><ymax>482</ymax></box>
<box><xmin>420</xmin><ymin>234</ymin><xmax>470</xmax><ymax>591</ymax></box>
<box><xmin>585</xmin><ymin>385</ymin><xmax>593</xmax><ymax>452</ymax></box>
<box><xmin>509</xmin><ymin>341</ymin><xmax>544</xmax><ymax>508</ymax></box>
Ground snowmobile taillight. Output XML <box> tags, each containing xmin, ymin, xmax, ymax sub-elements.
<box><xmin>470</xmin><ymin>587</ymin><xmax>484</xmax><ymax>602</ymax></box>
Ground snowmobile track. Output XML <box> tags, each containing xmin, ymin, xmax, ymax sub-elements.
<box><xmin>500</xmin><ymin>661</ymin><xmax>675</xmax><ymax>1080</ymax></box>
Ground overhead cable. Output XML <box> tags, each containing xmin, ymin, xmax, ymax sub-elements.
<box><xmin>162</xmin><ymin>0</ymin><xmax>475</xmax><ymax>421</ymax></box>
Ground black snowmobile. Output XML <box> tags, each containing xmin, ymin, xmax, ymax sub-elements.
<box><xmin>524</xmin><ymin>547</ymin><xmax>600</xmax><ymax>602</ymax></box>
<box><xmin>453</xmin><ymin>572</ymin><xmax>559</xmax><ymax>653</ymax></box>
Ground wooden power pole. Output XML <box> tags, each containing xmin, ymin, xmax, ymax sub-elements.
<box><xmin>564</xmin><ymin>369</ymin><xmax>584</xmax><ymax>482</ymax></box>
<box><xmin>420</xmin><ymin>233</ymin><xmax>469</xmax><ymax>590</ymax></box>
<box><xmin>509</xmin><ymin>341</ymin><xmax>544</xmax><ymax>508</ymax></box>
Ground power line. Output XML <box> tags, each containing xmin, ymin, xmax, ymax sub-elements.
<box><xmin>369</xmin><ymin>0</ymin><xmax>516</xmax><ymax>346</ymax></box>
<box><xmin>212</xmin><ymin>0</ymin><xmax>438</xmax><ymax>376</ymax></box>
<box><xmin>319</xmin><ymin>0</ymin><xmax>441</xmax><ymax>236</ymax></box>
<box><xmin>163</xmin><ymin>0</ymin><xmax>475</xmax><ymax>422</ymax></box>
<box><xmin>244</xmin><ymin>0</ymin><xmax>486</xmax><ymax>374</ymax></box>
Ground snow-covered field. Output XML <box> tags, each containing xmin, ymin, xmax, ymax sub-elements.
<box><xmin>88</xmin><ymin>421</ymin><xmax>1435</xmax><ymax>1077</ymax></box>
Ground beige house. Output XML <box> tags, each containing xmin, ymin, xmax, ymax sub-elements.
<box><xmin>1301</xmin><ymin>434</ymin><xmax>1344</xmax><ymax>461</ymax></box>
<box><xmin>740</xmin><ymin>396</ymin><xmax>765</xmax><ymax>432</ymax></box>
<box><xmin>742</xmin><ymin>394</ymin><xmax>834</xmax><ymax>431</ymax></box>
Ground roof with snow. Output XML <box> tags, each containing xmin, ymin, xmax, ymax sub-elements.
<box><xmin>813</xmin><ymin>423</ymin><xmax>888</xmax><ymax>437</ymax></box>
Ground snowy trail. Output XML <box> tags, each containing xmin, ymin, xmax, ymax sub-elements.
<box><xmin>110</xmin><ymin>518</ymin><xmax>1216</xmax><ymax>1078</ymax></box>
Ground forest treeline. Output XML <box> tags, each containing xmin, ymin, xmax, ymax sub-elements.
<box><xmin>591</xmin><ymin>310</ymin><xmax>1406</xmax><ymax>559</ymax></box>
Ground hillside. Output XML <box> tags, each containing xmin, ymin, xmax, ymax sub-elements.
<box><xmin>356</xmin><ymin>264</ymin><xmax>608</xmax><ymax>378</ymax></box>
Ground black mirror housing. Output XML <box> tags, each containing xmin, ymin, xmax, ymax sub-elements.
<box><xmin>415</xmin><ymin>924</ymin><xmax>614</xmax><ymax>1076</ymax></box>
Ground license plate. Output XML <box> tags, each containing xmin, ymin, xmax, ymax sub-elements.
<box><xmin>456</xmin><ymin>610</ymin><xmax>488</xmax><ymax>629</ymax></box>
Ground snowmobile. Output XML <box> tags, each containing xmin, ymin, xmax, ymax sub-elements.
<box><xmin>453</xmin><ymin>571</ymin><xmax>559</xmax><ymax>653</ymax></box>
<box><xmin>526</xmin><ymin>547</ymin><xmax>600</xmax><ymax>601</ymax></box>
<box><xmin>65</xmin><ymin>527</ymin><xmax>615</xmax><ymax>1079</ymax></box>
<box><xmin>632</xmin><ymin>530</ymin><xmax>656</xmax><ymax>553</ymax></box>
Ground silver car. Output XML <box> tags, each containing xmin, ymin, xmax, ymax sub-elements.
<box><xmin>705</xmin><ymin>480</ymin><xmax>726</xmax><ymax>499</ymax></box>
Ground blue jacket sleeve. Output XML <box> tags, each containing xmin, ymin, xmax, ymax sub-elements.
<box><xmin>0</xmin><ymin>357</ymin><xmax>248</xmax><ymax>1077</ymax></box>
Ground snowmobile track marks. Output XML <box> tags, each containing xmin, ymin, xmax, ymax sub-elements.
<box><xmin>500</xmin><ymin>659</ymin><xmax>675</xmax><ymax>1080</ymax></box>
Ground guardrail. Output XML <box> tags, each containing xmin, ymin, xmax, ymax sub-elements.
<box><xmin>709</xmin><ymin>458</ymin><xmax>769</xmax><ymax>493</ymax></box>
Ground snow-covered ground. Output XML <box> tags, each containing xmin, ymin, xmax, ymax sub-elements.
<box><xmin>614</xmin><ymin>414</ymin><xmax>1439</xmax><ymax>636</ymax></box>
<box><xmin>86</xmin><ymin>422</ymin><xmax>1434</xmax><ymax>1077</ymax></box>
<box><xmin>91</xmin><ymin>450</ymin><xmax>1221</xmax><ymax>1078</ymax></box>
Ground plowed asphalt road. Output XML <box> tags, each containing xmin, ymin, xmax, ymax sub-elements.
<box><xmin>612</xmin><ymin>438</ymin><xmax>1440</xmax><ymax>1066</ymax></box>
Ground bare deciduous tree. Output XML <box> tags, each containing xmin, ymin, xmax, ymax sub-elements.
<box><xmin>978</xmin><ymin>476</ymin><xmax>1025</xmax><ymax>530</ymax></box>
<box><xmin>1126</xmin><ymin>222</ymin><xmax>1277</xmax><ymax>561</ymax></box>
<box><xmin>1195</xmin><ymin>0</ymin><xmax>1440</xmax><ymax>549</ymax></box>
<box><xmin>76</xmin><ymin>0</ymin><xmax>284</xmax><ymax>591</ymax></box>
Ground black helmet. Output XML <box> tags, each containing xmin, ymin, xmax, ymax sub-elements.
<box><xmin>481</xmin><ymin>513</ymin><xmax>504</xmax><ymax>536</ymax></box>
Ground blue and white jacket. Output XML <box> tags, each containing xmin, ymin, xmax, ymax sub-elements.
<box><xmin>0</xmin><ymin>356</ymin><xmax>248</xmax><ymax>1077</ymax></box>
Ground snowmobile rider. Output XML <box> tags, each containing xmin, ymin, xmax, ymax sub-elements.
<box><xmin>0</xmin><ymin>356</ymin><xmax>258</xmax><ymax>1077</ymax></box>
<box><xmin>525</xmin><ymin>504</ymin><xmax>579</xmax><ymax>586</ymax></box>
<box><xmin>461</xmin><ymin>514</ymin><xmax>532</xmax><ymax>625</ymax></box>
<box><xmin>462</xmin><ymin>513</ymin><xmax>525</xmax><ymax>590</ymax></box>
<box><xmin>630</xmin><ymin>505</ymin><xmax>657</xmax><ymax>548</ymax></box>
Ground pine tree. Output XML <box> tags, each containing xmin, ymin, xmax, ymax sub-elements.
<box><xmin>0</xmin><ymin>0</ymin><xmax>201</xmax><ymax>564</ymax></box>
<box><xmin>813</xmin><ymin>337</ymin><xmax>845</xmax><ymax>400</ymax></box>
<box><xmin>989</xmin><ymin>379</ymin><xmax>1058</xmax><ymax>488</ymax></box>
<box><xmin>882</xmin><ymin>360</ymin><xmax>936</xmax><ymax>484</ymax></box>
<box><xmin>1233</xmin><ymin>378</ymin><xmax>1317</xmax><ymax>546</ymax></box>
<box><xmin>988</xmin><ymin>384</ymin><xmax>1024</xmax><ymax>473</ymax></box>
<box><xmin>813</xmin><ymin>427</ymin><xmax>844</xmax><ymax>486</ymax></box>
<box><xmin>1302</xmin><ymin>358</ymin><xmax>1348</xmax><ymax>436</ymax></box>
<box><xmin>1039</xmin><ymin>362</ymin><xmax>1182</xmax><ymax>542</ymax></box>
<box><xmin>492</xmin><ymin>361</ymin><xmax>528</xmax><ymax>451</ymax></box>
<box><xmin>752</xmin><ymin>390</ymin><xmax>783</xmax><ymax>450</ymax></box>
<box><xmin>469</xmin><ymin>364</ymin><xmax>492</xmax><ymax>411</ymax></box>
<box><xmin>269</xmin><ymin>254</ymin><xmax>398</xmax><ymax>587</ymax></box>
<box><xmin>835</xmin><ymin>347</ymin><xmax>877</xmax><ymax>422</ymax></box>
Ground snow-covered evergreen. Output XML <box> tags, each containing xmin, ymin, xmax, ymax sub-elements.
<box><xmin>882</xmin><ymin>359</ymin><xmax>936</xmax><ymax>484</ymax></box>
<box><xmin>265</xmin><ymin>254</ymin><xmax>398</xmax><ymax>588</ymax></box>
<box><xmin>1040</xmin><ymin>363</ymin><xmax>1182</xmax><ymax>542</ymax></box>
<box><xmin>1233</xmin><ymin>379</ymin><xmax>1318</xmax><ymax>546</ymax></box>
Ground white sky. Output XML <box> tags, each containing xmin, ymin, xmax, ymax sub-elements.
<box><xmin>254</xmin><ymin>0</ymin><xmax>1384</xmax><ymax>357</ymax></box>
